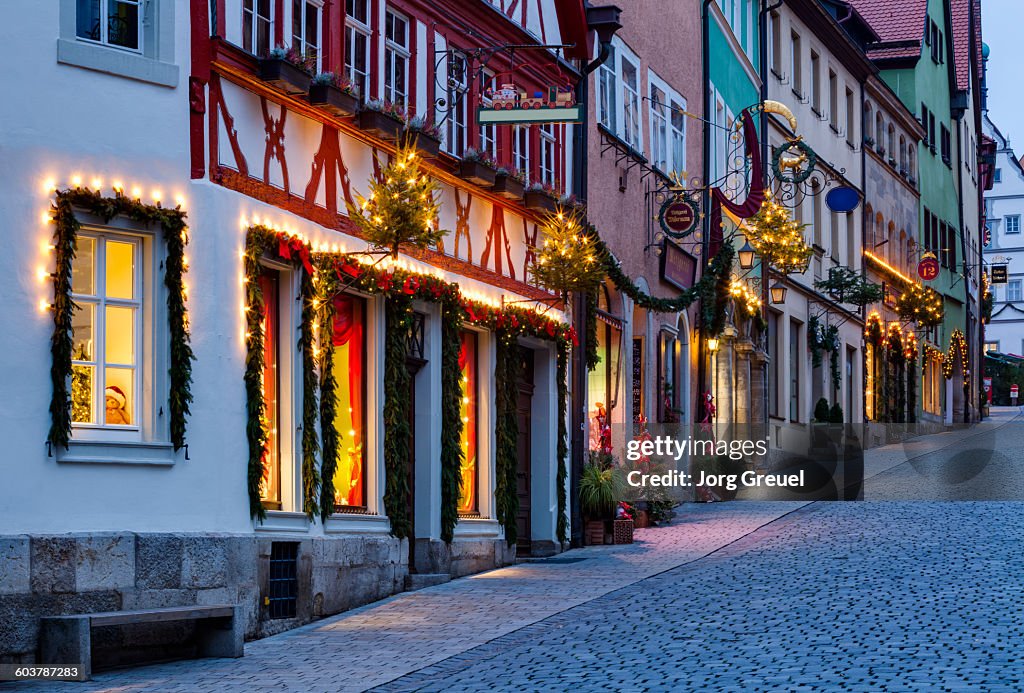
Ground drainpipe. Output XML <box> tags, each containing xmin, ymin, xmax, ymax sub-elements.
<box><xmin>700</xmin><ymin>0</ymin><xmax>712</xmax><ymax>418</ymax></box>
<box><xmin>953</xmin><ymin>110</ymin><xmax>970</xmax><ymax>423</ymax></box>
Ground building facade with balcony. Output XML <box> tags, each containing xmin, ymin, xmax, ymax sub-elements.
<box><xmin>1</xmin><ymin>0</ymin><xmax>589</xmax><ymax>664</ymax></box>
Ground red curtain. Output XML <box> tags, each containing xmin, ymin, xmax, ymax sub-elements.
<box><xmin>332</xmin><ymin>296</ymin><xmax>364</xmax><ymax>506</ymax></box>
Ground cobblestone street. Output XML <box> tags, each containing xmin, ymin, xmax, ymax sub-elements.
<box><xmin>14</xmin><ymin>409</ymin><xmax>1024</xmax><ymax>692</ymax></box>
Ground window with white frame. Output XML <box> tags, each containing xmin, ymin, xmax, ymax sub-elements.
<box><xmin>70</xmin><ymin>232</ymin><xmax>142</xmax><ymax>433</ymax></box>
<box><xmin>621</xmin><ymin>52</ymin><xmax>641</xmax><ymax>149</ymax></box>
<box><xmin>1006</xmin><ymin>215</ymin><xmax>1020</xmax><ymax>234</ymax></box>
<box><xmin>650</xmin><ymin>85</ymin><xmax>668</xmax><ymax>172</ymax></box>
<box><xmin>445</xmin><ymin>50</ymin><xmax>469</xmax><ymax>156</ymax></box>
<box><xmin>597</xmin><ymin>44</ymin><xmax>617</xmax><ymax>131</ymax></box>
<box><xmin>479</xmin><ymin>70</ymin><xmax>497</xmax><ymax>159</ymax></box>
<box><xmin>670</xmin><ymin>99</ymin><xmax>686</xmax><ymax>174</ymax></box>
<box><xmin>291</xmin><ymin>0</ymin><xmax>322</xmax><ymax>68</ymax></box>
<box><xmin>244</xmin><ymin>0</ymin><xmax>273</xmax><ymax>56</ymax></box>
<box><xmin>384</xmin><ymin>9</ymin><xmax>410</xmax><ymax>109</ymax></box>
<box><xmin>539</xmin><ymin>124</ymin><xmax>557</xmax><ymax>186</ymax></box>
<box><xmin>1008</xmin><ymin>279</ymin><xmax>1023</xmax><ymax>303</ymax></box>
<box><xmin>513</xmin><ymin>125</ymin><xmax>530</xmax><ymax>184</ymax></box>
<box><xmin>345</xmin><ymin>0</ymin><xmax>371</xmax><ymax>100</ymax></box>
<box><xmin>77</xmin><ymin>0</ymin><xmax>142</xmax><ymax>51</ymax></box>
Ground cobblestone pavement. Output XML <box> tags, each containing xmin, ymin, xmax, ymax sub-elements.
<box><xmin>13</xmin><ymin>409</ymin><xmax>1024</xmax><ymax>692</ymax></box>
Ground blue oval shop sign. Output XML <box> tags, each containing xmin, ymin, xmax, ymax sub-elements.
<box><xmin>825</xmin><ymin>186</ymin><xmax>860</xmax><ymax>213</ymax></box>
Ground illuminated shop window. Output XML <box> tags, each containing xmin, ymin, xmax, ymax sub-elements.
<box><xmin>71</xmin><ymin>234</ymin><xmax>141</xmax><ymax>431</ymax></box>
<box><xmin>330</xmin><ymin>295</ymin><xmax>367</xmax><ymax>510</ymax></box>
<box><xmin>588</xmin><ymin>284</ymin><xmax>621</xmax><ymax>453</ymax></box>
<box><xmin>458</xmin><ymin>331</ymin><xmax>479</xmax><ymax>514</ymax></box>
<box><xmin>259</xmin><ymin>268</ymin><xmax>282</xmax><ymax>508</ymax></box>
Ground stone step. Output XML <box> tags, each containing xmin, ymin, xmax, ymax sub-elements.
<box><xmin>404</xmin><ymin>573</ymin><xmax>451</xmax><ymax>591</ymax></box>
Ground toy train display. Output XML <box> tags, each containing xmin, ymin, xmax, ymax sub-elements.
<box><xmin>485</xmin><ymin>83</ymin><xmax>576</xmax><ymax>110</ymax></box>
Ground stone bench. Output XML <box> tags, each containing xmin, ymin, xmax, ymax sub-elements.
<box><xmin>39</xmin><ymin>604</ymin><xmax>243</xmax><ymax>681</ymax></box>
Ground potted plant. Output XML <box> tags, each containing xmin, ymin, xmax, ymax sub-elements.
<box><xmin>307</xmin><ymin>72</ymin><xmax>359</xmax><ymax>117</ymax></box>
<box><xmin>491</xmin><ymin>167</ymin><xmax>526</xmax><ymax>200</ymax></box>
<box><xmin>259</xmin><ymin>46</ymin><xmax>314</xmax><ymax>96</ymax></box>
<box><xmin>402</xmin><ymin>114</ymin><xmax>442</xmax><ymax>157</ymax></box>
<box><xmin>457</xmin><ymin>148</ymin><xmax>498</xmax><ymax>187</ymax></box>
<box><xmin>579</xmin><ymin>461</ymin><xmax>619</xmax><ymax>545</ymax></box>
<box><xmin>523</xmin><ymin>181</ymin><xmax>559</xmax><ymax>212</ymax></box>
<box><xmin>358</xmin><ymin>99</ymin><xmax>405</xmax><ymax>140</ymax></box>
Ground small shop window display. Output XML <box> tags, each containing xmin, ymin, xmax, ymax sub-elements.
<box><xmin>105</xmin><ymin>385</ymin><xmax>130</xmax><ymax>425</ymax></box>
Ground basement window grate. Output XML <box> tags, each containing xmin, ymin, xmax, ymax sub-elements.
<box><xmin>268</xmin><ymin>542</ymin><xmax>299</xmax><ymax>619</ymax></box>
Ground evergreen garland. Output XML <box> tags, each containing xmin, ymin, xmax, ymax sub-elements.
<box><xmin>299</xmin><ymin>269</ymin><xmax>321</xmax><ymax>518</ymax></box>
<box><xmin>808</xmin><ymin>314</ymin><xmax>841</xmax><ymax>389</ymax></box>
<box><xmin>556</xmin><ymin>342</ymin><xmax>569</xmax><ymax>544</ymax></box>
<box><xmin>600</xmin><ymin>237</ymin><xmax>735</xmax><ymax>333</ymax></box>
<box><xmin>585</xmin><ymin>288</ymin><xmax>600</xmax><ymax>372</ymax></box>
<box><xmin>47</xmin><ymin>188</ymin><xmax>194</xmax><ymax>451</ymax></box>
<box><xmin>382</xmin><ymin>295</ymin><xmax>414</xmax><ymax>538</ymax></box>
<box><xmin>494</xmin><ymin>335</ymin><xmax>521</xmax><ymax>546</ymax></box>
<box><xmin>440</xmin><ymin>294</ymin><xmax>466</xmax><ymax>543</ymax></box>
<box><xmin>318</xmin><ymin>297</ymin><xmax>340</xmax><ymax>521</ymax></box>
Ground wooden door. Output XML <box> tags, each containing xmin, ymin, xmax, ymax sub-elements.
<box><xmin>515</xmin><ymin>348</ymin><xmax>535</xmax><ymax>554</ymax></box>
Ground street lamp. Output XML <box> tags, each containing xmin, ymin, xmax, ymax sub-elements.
<box><xmin>707</xmin><ymin>337</ymin><xmax>720</xmax><ymax>353</ymax></box>
<box><xmin>770</xmin><ymin>281</ymin><xmax>788</xmax><ymax>305</ymax></box>
<box><xmin>738</xmin><ymin>240</ymin><xmax>756</xmax><ymax>270</ymax></box>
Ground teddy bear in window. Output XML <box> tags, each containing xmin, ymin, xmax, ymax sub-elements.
<box><xmin>105</xmin><ymin>386</ymin><xmax>130</xmax><ymax>425</ymax></box>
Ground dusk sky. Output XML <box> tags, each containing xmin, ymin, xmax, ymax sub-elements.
<box><xmin>982</xmin><ymin>0</ymin><xmax>1024</xmax><ymax>141</ymax></box>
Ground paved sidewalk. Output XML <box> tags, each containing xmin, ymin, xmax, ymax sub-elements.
<box><xmin>17</xmin><ymin>503</ymin><xmax>806</xmax><ymax>692</ymax></box>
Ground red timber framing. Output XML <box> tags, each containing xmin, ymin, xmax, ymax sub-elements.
<box><xmin>189</xmin><ymin>0</ymin><xmax>586</xmax><ymax>301</ymax></box>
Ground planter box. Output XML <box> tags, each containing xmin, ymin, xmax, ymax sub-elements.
<box><xmin>491</xmin><ymin>173</ymin><xmax>525</xmax><ymax>200</ymax></box>
<box><xmin>523</xmin><ymin>190</ymin><xmax>557</xmax><ymax>213</ymax></box>
<box><xmin>457</xmin><ymin>159</ymin><xmax>498</xmax><ymax>187</ymax></box>
<box><xmin>259</xmin><ymin>58</ymin><xmax>310</xmax><ymax>96</ymax></box>
<box><xmin>402</xmin><ymin>130</ymin><xmax>441</xmax><ymax>157</ymax></box>
<box><xmin>358</xmin><ymin>109</ymin><xmax>403</xmax><ymax>140</ymax></box>
<box><xmin>584</xmin><ymin>520</ymin><xmax>605</xmax><ymax>546</ymax></box>
<box><xmin>308</xmin><ymin>83</ymin><xmax>359</xmax><ymax>117</ymax></box>
<box><xmin>613</xmin><ymin>519</ymin><xmax>634</xmax><ymax>544</ymax></box>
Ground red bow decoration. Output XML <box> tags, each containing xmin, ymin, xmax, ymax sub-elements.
<box><xmin>545</xmin><ymin>322</ymin><xmax>556</xmax><ymax>337</ymax></box>
<box><xmin>337</xmin><ymin>260</ymin><xmax>362</xmax><ymax>279</ymax></box>
<box><xmin>402</xmin><ymin>276</ymin><xmax>420</xmax><ymax>295</ymax></box>
<box><xmin>568</xmin><ymin>326</ymin><xmax>579</xmax><ymax>346</ymax></box>
<box><xmin>277</xmin><ymin>235</ymin><xmax>314</xmax><ymax>275</ymax></box>
<box><xmin>510</xmin><ymin>315</ymin><xmax>519</xmax><ymax>329</ymax></box>
<box><xmin>377</xmin><ymin>272</ymin><xmax>394</xmax><ymax>292</ymax></box>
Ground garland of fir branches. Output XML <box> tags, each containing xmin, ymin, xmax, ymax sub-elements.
<box><xmin>439</xmin><ymin>293</ymin><xmax>466</xmax><ymax>543</ymax></box>
<box><xmin>556</xmin><ymin>341</ymin><xmax>569</xmax><ymax>544</ymax></box>
<box><xmin>47</xmin><ymin>188</ymin><xmax>194</xmax><ymax>451</ymax></box>
<box><xmin>599</xmin><ymin>237</ymin><xmax>735</xmax><ymax>335</ymax></box>
<box><xmin>244</xmin><ymin>225</ymin><xmax>319</xmax><ymax>520</ymax></box>
<box><xmin>494</xmin><ymin>334</ymin><xmax>522</xmax><ymax>546</ymax></box>
<box><xmin>317</xmin><ymin>296</ymin><xmax>340</xmax><ymax>521</ymax></box>
<box><xmin>382</xmin><ymin>294</ymin><xmax>414</xmax><ymax>538</ymax></box>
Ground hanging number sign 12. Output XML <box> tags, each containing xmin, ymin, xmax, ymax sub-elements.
<box><xmin>659</xmin><ymin>196</ymin><xmax>699</xmax><ymax>239</ymax></box>
<box><xmin>918</xmin><ymin>252</ymin><xmax>940</xmax><ymax>281</ymax></box>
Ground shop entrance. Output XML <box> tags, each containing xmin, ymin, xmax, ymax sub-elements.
<box><xmin>405</xmin><ymin>313</ymin><xmax>427</xmax><ymax>571</ymax></box>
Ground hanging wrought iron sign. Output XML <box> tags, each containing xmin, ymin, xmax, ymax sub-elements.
<box><xmin>658</xmin><ymin>194</ymin><xmax>699</xmax><ymax>239</ymax></box>
<box><xmin>477</xmin><ymin>83</ymin><xmax>582</xmax><ymax>124</ymax></box>
<box><xmin>918</xmin><ymin>251</ymin><xmax>940</xmax><ymax>281</ymax></box>
<box><xmin>991</xmin><ymin>264</ymin><xmax>1008</xmax><ymax>284</ymax></box>
<box><xmin>772</xmin><ymin>139</ymin><xmax>817</xmax><ymax>184</ymax></box>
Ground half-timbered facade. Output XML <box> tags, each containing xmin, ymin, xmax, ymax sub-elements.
<box><xmin>2</xmin><ymin>0</ymin><xmax>589</xmax><ymax>662</ymax></box>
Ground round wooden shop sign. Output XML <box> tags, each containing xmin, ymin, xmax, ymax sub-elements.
<box><xmin>918</xmin><ymin>255</ymin><xmax>940</xmax><ymax>281</ymax></box>
<box><xmin>659</xmin><ymin>197</ymin><xmax>698</xmax><ymax>238</ymax></box>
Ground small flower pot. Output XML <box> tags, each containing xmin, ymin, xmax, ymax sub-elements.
<box><xmin>308</xmin><ymin>83</ymin><xmax>359</xmax><ymax>117</ymax></box>
<box><xmin>491</xmin><ymin>172</ymin><xmax>525</xmax><ymax>200</ymax></box>
<box><xmin>457</xmin><ymin>159</ymin><xmax>498</xmax><ymax>187</ymax></box>
<box><xmin>523</xmin><ymin>190</ymin><xmax>557</xmax><ymax>213</ymax></box>
<box><xmin>358</xmin><ymin>109</ymin><xmax>403</xmax><ymax>140</ymax></box>
<box><xmin>259</xmin><ymin>58</ymin><xmax>310</xmax><ymax>96</ymax></box>
<box><xmin>402</xmin><ymin>130</ymin><xmax>441</xmax><ymax>157</ymax></box>
<box><xmin>584</xmin><ymin>520</ymin><xmax>605</xmax><ymax>546</ymax></box>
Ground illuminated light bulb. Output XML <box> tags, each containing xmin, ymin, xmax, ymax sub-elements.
<box><xmin>91</xmin><ymin>177</ymin><xmax>103</xmax><ymax>189</ymax></box>
<box><xmin>71</xmin><ymin>175</ymin><xmax>82</xmax><ymax>187</ymax></box>
<box><xmin>42</xmin><ymin>178</ymin><xmax>56</xmax><ymax>193</ymax></box>
<box><xmin>175</xmin><ymin>194</ymin><xmax>186</xmax><ymax>207</ymax></box>
<box><xmin>39</xmin><ymin>299</ymin><xmax>51</xmax><ymax>312</ymax></box>
<box><xmin>131</xmin><ymin>186</ymin><xmax>142</xmax><ymax>200</ymax></box>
